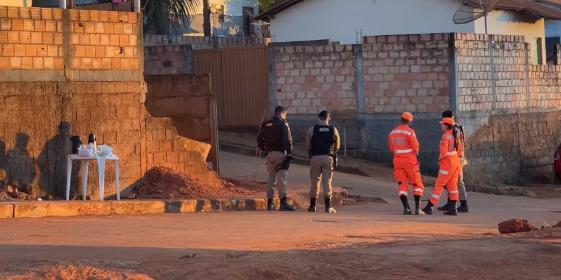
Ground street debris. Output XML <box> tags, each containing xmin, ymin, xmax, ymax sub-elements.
<box><xmin>5</xmin><ymin>264</ymin><xmax>153</xmax><ymax>280</ymax></box>
<box><xmin>132</xmin><ymin>167</ymin><xmax>255</xmax><ymax>200</ymax></box>
<box><xmin>0</xmin><ymin>168</ymin><xmax>35</xmax><ymax>201</ymax></box>
<box><xmin>498</xmin><ymin>219</ymin><xmax>537</xmax><ymax>234</ymax></box>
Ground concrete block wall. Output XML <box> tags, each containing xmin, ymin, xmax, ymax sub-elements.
<box><xmin>143</xmin><ymin>34</ymin><xmax>265</xmax><ymax>49</ymax></box>
<box><xmin>144</xmin><ymin>45</ymin><xmax>193</xmax><ymax>75</ymax></box>
<box><xmin>363</xmin><ymin>34</ymin><xmax>450</xmax><ymax>114</ymax></box>
<box><xmin>273</xmin><ymin>42</ymin><xmax>357</xmax><ymax>115</ymax></box>
<box><xmin>455</xmin><ymin>33</ymin><xmax>561</xmax><ymax>184</ymax></box>
<box><xmin>0</xmin><ymin>6</ymin><xmax>218</xmax><ymax>198</ymax></box>
<box><xmin>270</xmin><ymin>35</ymin><xmax>452</xmax><ymax>174</ymax></box>
<box><xmin>271</xmin><ymin>32</ymin><xmax>561</xmax><ymax>184</ymax></box>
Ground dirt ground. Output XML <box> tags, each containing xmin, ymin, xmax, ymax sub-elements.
<box><xmin>1</xmin><ymin>220</ymin><xmax>560</xmax><ymax>280</ymax></box>
<box><xmin>1</xmin><ymin>152</ymin><xmax>561</xmax><ymax>279</ymax></box>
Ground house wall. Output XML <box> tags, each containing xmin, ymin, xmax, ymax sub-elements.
<box><xmin>269</xmin><ymin>0</ymin><xmax>475</xmax><ymax>44</ymax></box>
<box><xmin>0</xmin><ymin>0</ymin><xmax>32</xmax><ymax>7</ymax></box>
<box><xmin>0</xmin><ymin>5</ymin><xmax>220</xmax><ymax>198</ymax></box>
<box><xmin>475</xmin><ymin>10</ymin><xmax>546</xmax><ymax>64</ymax></box>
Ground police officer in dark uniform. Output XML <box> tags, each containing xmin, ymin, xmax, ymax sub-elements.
<box><xmin>257</xmin><ymin>106</ymin><xmax>296</xmax><ymax>211</ymax></box>
<box><xmin>306</xmin><ymin>111</ymin><xmax>340</xmax><ymax>214</ymax></box>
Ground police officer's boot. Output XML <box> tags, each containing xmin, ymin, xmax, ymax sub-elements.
<box><xmin>422</xmin><ymin>201</ymin><xmax>434</xmax><ymax>215</ymax></box>
<box><xmin>414</xmin><ymin>195</ymin><xmax>424</xmax><ymax>215</ymax></box>
<box><xmin>400</xmin><ymin>195</ymin><xmax>412</xmax><ymax>215</ymax></box>
<box><xmin>308</xmin><ymin>198</ymin><xmax>317</xmax><ymax>212</ymax></box>
<box><xmin>325</xmin><ymin>197</ymin><xmax>336</xmax><ymax>214</ymax></box>
<box><xmin>443</xmin><ymin>200</ymin><xmax>458</xmax><ymax>216</ymax></box>
<box><xmin>437</xmin><ymin>199</ymin><xmax>451</xmax><ymax>211</ymax></box>
<box><xmin>279</xmin><ymin>197</ymin><xmax>296</xmax><ymax>211</ymax></box>
<box><xmin>267</xmin><ymin>198</ymin><xmax>275</xmax><ymax>211</ymax></box>
<box><xmin>457</xmin><ymin>200</ymin><xmax>469</xmax><ymax>213</ymax></box>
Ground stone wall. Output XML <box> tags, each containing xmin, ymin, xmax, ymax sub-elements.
<box><xmin>0</xmin><ymin>6</ymin><xmax>218</xmax><ymax>199</ymax></box>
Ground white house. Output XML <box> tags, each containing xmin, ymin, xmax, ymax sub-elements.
<box><xmin>258</xmin><ymin>0</ymin><xmax>561</xmax><ymax>65</ymax></box>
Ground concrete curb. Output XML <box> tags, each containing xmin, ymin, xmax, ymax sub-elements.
<box><xmin>0</xmin><ymin>198</ymin><xmax>272</xmax><ymax>219</ymax></box>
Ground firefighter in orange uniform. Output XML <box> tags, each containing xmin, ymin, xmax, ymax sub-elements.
<box><xmin>422</xmin><ymin>117</ymin><xmax>463</xmax><ymax>216</ymax></box>
<box><xmin>389</xmin><ymin>112</ymin><xmax>425</xmax><ymax>215</ymax></box>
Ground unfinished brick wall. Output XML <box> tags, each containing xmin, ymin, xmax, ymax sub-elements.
<box><xmin>272</xmin><ymin>43</ymin><xmax>357</xmax><ymax>115</ymax></box>
<box><xmin>145</xmin><ymin>74</ymin><xmax>218</xmax><ymax>169</ymax></box>
<box><xmin>363</xmin><ymin>34</ymin><xmax>450</xmax><ymax>113</ymax></box>
<box><xmin>144</xmin><ymin>45</ymin><xmax>193</xmax><ymax>75</ymax></box>
<box><xmin>0</xmin><ymin>6</ymin><xmax>218</xmax><ymax>198</ymax></box>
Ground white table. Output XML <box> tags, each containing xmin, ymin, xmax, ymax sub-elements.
<box><xmin>65</xmin><ymin>154</ymin><xmax>120</xmax><ymax>201</ymax></box>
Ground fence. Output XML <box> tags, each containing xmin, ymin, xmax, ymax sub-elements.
<box><xmin>193</xmin><ymin>46</ymin><xmax>270</xmax><ymax>128</ymax></box>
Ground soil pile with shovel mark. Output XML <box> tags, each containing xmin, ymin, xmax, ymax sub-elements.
<box><xmin>133</xmin><ymin>167</ymin><xmax>256</xmax><ymax>200</ymax></box>
<box><xmin>6</xmin><ymin>264</ymin><xmax>153</xmax><ymax>280</ymax></box>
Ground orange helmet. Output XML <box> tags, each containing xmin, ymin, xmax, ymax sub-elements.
<box><xmin>440</xmin><ymin>117</ymin><xmax>455</xmax><ymax>126</ymax></box>
<box><xmin>401</xmin><ymin>112</ymin><xmax>413</xmax><ymax>122</ymax></box>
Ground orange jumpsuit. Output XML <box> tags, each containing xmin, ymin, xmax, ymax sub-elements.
<box><xmin>389</xmin><ymin>125</ymin><xmax>424</xmax><ymax>197</ymax></box>
<box><xmin>429</xmin><ymin>130</ymin><xmax>463</xmax><ymax>205</ymax></box>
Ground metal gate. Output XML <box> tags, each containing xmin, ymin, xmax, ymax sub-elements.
<box><xmin>193</xmin><ymin>47</ymin><xmax>269</xmax><ymax>128</ymax></box>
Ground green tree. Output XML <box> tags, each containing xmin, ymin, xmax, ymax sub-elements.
<box><xmin>259</xmin><ymin>0</ymin><xmax>283</xmax><ymax>12</ymax></box>
<box><xmin>142</xmin><ymin>0</ymin><xmax>200</xmax><ymax>35</ymax></box>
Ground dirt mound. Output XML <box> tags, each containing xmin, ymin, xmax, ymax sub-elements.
<box><xmin>498</xmin><ymin>219</ymin><xmax>537</xmax><ymax>234</ymax></box>
<box><xmin>133</xmin><ymin>167</ymin><xmax>255</xmax><ymax>200</ymax></box>
<box><xmin>6</xmin><ymin>264</ymin><xmax>153</xmax><ymax>280</ymax></box>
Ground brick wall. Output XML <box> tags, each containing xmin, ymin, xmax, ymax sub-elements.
<box><xmin>145</xmin><ymin>74</ymin><xmax>218</xmax><ymax>169</ymax></box>
<box><xmin>0</xmin><ymin>6</ymin><xmax>219</xmax><ymax>198</ymax></box>
<box><xmin>454</xmin><ymin>33</ymin><xmax>561</xmax><ymax>184</ymax></box>
<box><xmin>144</xmin><ymin>45</ymin><xmax>193</xmax><ymax>75</ymax></box>
<box><xmin>144</xmin><ymin>34</ymin><xmax>265</xmax><ymax>49</ymax></box>
<box><xmin>270</xmin><ymin>35</ymin><xmax>451</xmax><ymax>174</ymax></box>
<box><xmin>271</xmin><ymin>32</ymin><xmax>561</xmax><ymax>184</ymax></box>
<box><xmin>272</xmin><ymin>42</ymin><xmax>357</xmax><ymax>115</ymax></box>
<box><xmin>363</xmin><ymin>34</ymin><xmax>450</xmax><ymax>114</ymax></box>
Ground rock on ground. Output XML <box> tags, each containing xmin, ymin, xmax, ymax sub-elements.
<box><xmin>498</xmin><ymin>219</ymin><xmax>537</xmax><ymax>234</ymax></box>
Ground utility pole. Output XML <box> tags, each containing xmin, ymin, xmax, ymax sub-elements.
<box><xmin>203</xmin><ymin>0</ymin><xmax>211</xmax><ymax>36</ymax></box>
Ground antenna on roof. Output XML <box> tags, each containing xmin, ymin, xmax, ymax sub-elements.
<box><xmin>453</xmin><ymin>0</ymin><xmax>499</xmax><ymax>34</ymax></box>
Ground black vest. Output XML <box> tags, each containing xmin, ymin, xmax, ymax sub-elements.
<box><xmin>261</xmin><ymin>118</ymin><xmax>285</xmax><ymax>152</ymax></box>
<box><xmin>311</xmin><ymin>125</ymin><xmax>335</xmax><ymax>156</ymax></box>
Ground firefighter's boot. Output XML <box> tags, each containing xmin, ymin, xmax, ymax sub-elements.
<box><xmin>414</xmin><ymin>195</ymin><xmax>424</xmax><ymax>215</ymax></box>
<box><xmin>444</xmin><ymin>200</ymin><xmax>458</xmax><ymax>216</ymax></box>
<box><xmin>457</xmin><ymin>200</ymin><xmax>469</xmax><ymax>213</ymax></box>
<box><xmin>437</xmin><ymin>199</ymin><xmax>451</xmax><ymax>211</ymax></box>
<box><xmin>400</xmin><ymin>195</ymin><xmax>412</xmax><ymax>215</ymax></box>
<box><xmin>422</xmin><ymin>202</ymin><xmax>434</xmax><ymax>215</ymax></box>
